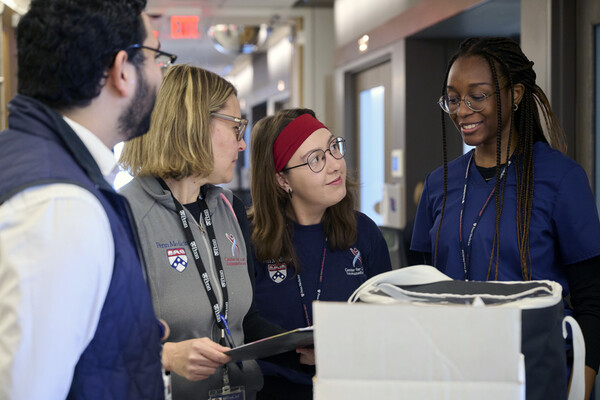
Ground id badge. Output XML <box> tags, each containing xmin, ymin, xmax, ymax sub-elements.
<box><xmin>208</xmin><ymin>386</ymin><xmax>245</xmax><ymax>400</ymax></box>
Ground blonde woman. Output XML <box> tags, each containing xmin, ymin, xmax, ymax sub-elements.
<box><xmin>120</xmin><ymin>65</ymin><xmax>308</xmax><ymax>400</ymax></box>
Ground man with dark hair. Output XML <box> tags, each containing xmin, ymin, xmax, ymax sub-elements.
<box><xmin>0</xmin><ymin>0</ymin><xmax>177</xmax><ymax>398</ymax></box>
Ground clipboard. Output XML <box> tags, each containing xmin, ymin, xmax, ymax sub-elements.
<box><xmin>226</xmin><ymin>326</ymin><xmax>314</xmax><ymax>362</ymax></box>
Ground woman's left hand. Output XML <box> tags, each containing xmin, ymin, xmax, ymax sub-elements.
<box><xmin>296</xmin><ymin>347</ymin><xmax>315</xmax><ymax>365</ymax></box>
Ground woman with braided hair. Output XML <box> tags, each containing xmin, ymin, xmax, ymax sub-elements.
<box><xmin>411</xmin><ymin>37</ymin><xmax>600</xmax><ymax>397</ymax></box>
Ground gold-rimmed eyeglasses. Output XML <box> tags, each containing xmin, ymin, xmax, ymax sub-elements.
<box><xmin>438</xmin><ymin>91</ymin><xmax>497</xmax><ymax>114</ymax></box>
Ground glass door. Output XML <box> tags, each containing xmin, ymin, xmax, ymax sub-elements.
<box><xmin>353</xmin><ymin>61</ymin><xmax>391</xmax><ymax>225</ymax></box>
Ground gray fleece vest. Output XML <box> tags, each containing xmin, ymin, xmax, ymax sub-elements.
<box><xmin>120</xmin><ymin>176</ymin><xmax>262</xmax><ymax>400</ymax></box>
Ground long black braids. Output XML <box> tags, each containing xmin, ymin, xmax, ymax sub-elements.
<box><xmin>434</xmin><ymin>53</ymin><xmax>458</xmax><ymax>268</ymax></box>
<box><xmin>434</xmin><ymin>37</ymin><xmax>566</xmax><ymax>281</ymax></box>
<box><xmin>484</xmin><ymin>52</ymin><xmax>511</xmax><ymax>280</ymax></box>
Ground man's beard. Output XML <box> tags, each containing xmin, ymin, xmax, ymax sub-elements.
<box><xmin>118</xmin><ymin>66</ymin><xmax>156</xmax><ymax>142</ymax></box>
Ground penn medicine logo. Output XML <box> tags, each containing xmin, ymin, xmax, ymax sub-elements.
<box><xmin>167</xmin><ymin>248</ymin><xmax>188</xmax><ymax>272</ymax></box>
<box><xmin>268</xmin><ymin>263</ymin><xmax>287</xmax><ymax>283</ymax></box>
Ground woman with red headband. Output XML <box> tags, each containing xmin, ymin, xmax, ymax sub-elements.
<box><xmin>249</xmin><ymin>108</ymin><xmax>392</xmax><ymax>399</ymax></box>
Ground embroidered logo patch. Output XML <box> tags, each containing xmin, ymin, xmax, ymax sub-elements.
<box><xmin>268</xmin><ymin>263</ymin><xmax>287</xmax><ymax>283</ymax></box>
<box><xmin>167</xmin><ymin>248</ymin><xmax>188</xmax><ymax>273</ymax></box>
<box><xmin>225</xmin><ymin>233</ymin><xmax>240</xmax><ymax>256</ymax></box>
<box><xmin>345</xmin><ymin>247</ymin><xmax>365</xmax><ymax>276</ymax></box>
<box><xmin>350</xmin><ymin>248</ymin><xmax>362</xmax><ymax>267</ymax></box>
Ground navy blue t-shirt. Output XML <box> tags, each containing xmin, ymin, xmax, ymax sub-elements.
<box><xmin>253</xmin><ymin>211</ymin><xmax>391</xmax><ymax>384</ymax></box>
<box><xmin>411</xmin><ymin>142</ymin><xmax>600</xmax><ymax>292</ymax></box>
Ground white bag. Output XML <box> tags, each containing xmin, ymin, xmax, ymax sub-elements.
<box><xmin>347</xmin><ymin>265</ymin><xmax>585</xmax><ymax>400</ymax></box>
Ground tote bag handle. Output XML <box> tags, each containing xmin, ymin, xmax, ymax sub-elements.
<box><xmin>563</xmin><ymin>316</ymin><xmax>585</xmax><ymax>400</ymax></box>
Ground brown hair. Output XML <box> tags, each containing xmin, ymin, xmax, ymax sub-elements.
<box><xmin>435</xmin><ymin>37</ymin><xmax>566</xmax><ymax>280</ymax></box>
<box><xmin>249</xmin><ymin>108</ymin><xmax>358</xmax><ymax>274</ymax></box>
<box><xmin>119</xmin><ymin>64</ymin><xmax>237</xmax><ymax>179</ymax></box>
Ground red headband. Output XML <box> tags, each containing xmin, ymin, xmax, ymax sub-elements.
<box><xmin>272</xmin><ymin>114</ymin><xmax>327</xmax><ymax>172</ymax></box>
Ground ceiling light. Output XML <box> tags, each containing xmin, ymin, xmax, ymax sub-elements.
<box><xmin>358</xmin><ymin>34</ymin><xmax>369</xmax><ymax>52</ymax></box>
<box><xmin>207</xmin><ymin>23</ymin><xmax>271</xmax><ymax>55</ymax></box>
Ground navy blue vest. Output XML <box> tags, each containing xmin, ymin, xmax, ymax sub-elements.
<box><xmin>0</xmin><ymin>95</ymin><xmax>164</xmax><ymax>399</ymax></box>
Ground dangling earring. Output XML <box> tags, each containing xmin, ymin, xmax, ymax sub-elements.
<box><xmin>288</xmin><ymin>188</ymin><xmax>293</xmax><ymax>199</ymax></box>
<box><xmin>513</xmin><ymin>103</ymin><xmax>519</xmax><ymax>111</ymax></box>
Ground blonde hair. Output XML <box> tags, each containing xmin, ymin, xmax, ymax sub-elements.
<box><xmin>120</xmin><ymin>64</ymin><xmax>237</xmax><ymax>180</ymax></box>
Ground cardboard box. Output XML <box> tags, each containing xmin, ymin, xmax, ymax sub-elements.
<box><xmin>313</xmin><ymin>302</ymin><xmax>525</xmax><ymax>400</ymax></box>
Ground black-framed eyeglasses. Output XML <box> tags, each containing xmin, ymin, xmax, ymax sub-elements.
<box><xmin>211</xmin><ymin>113</ymin><xmax>248</xmax><ymax>141</ymax></box>
<box><xmin>283</xmin><ymin>137</ymin><xmax>346</xmax><ymax>173</ymax></box>
<box><xmin>125</xmin><ymin>44</ymin><xmax>177</xmax><ymax>72</ymax></box>
<box><xmin>438</xmin><ymin>91</ymin><xmax>497</xmax><ymax>114</ymax></box>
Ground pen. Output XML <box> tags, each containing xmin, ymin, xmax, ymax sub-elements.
<box><xmin>220</xmin><ymin>314</ymin><xmax>244</xmax><ymax>370</ymax></box>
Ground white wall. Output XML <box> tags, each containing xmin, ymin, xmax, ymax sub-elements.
<box><xmin>0</xmin><ymin>0</ymin><xmax>28</xmax><ymax>14</ymax></box>
<box><xmin>302</xmin><ymin>7</ymin><xmax>335</xmax><ymax>122</ymax></box>
<box><xmin>520</xmin><ymin>0</ymin><xmax>552</xmax><ymax>101</ymax></box>
<box><xmin>334</xmin><ymin>0</ymin><xmax>419</xmax><ymax>47</ymax></box>
<box><xmin>227</xmin><ymin>8</ymin><xmax>335</xmax><ymax>122</ymax></box>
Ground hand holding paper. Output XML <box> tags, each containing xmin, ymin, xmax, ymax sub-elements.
<box><xmin>297</xmin><ymin>347</ymin><xmax>315</xmax><ymax>365</ymax></box>
<box><xmin>162</xmin><ymin>337</ymin><xmax>232</xmax><ymax>381</ymax></box>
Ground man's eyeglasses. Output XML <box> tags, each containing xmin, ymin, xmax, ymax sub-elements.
<box><xmin>438</xmin><ymin>91</ymin><xmax>496</xmax><ymax>114</ymax></box>
<box><xmin>283</xmin><ymin>137</ymin><xmax>346</xmax><ymax>173</ymax></box>
<box><xmin>211</xmin><ymin>113</ymin><xmax>248</xmax><ymax>141</ymax></box>
<box><xmin>125</xmin><ymin>44</ymin><xmax>177</xmax><ymax>73</ymax></box>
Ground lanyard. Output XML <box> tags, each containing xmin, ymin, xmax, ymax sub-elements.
<box><xmin>296</xmin><ymin>239</ymin><xmax>327</xmax><ymax>326</ymax></box>
<box><xmin>158</xmin><ymin>179</ymin><xmax>230</xmax><ymax>332</ymax></box>
<box><xmin>458</xmin><ymin>155</ymin><xmax>510</xmax><ymax>280</ymax></box>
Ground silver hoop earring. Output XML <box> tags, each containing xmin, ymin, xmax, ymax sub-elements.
<box><xmin>288</xmin><ymin>188</ymin><xmax>293</xmax><ymax>199</ymax></box>
<box><xmin>513</xmin><ymin>103</ymin><xmax>519</xmax><ymax>111</ymax></box>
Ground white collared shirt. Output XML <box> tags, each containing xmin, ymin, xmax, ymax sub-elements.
<box><xmin>63</xmin><ymin>116</ymin><xmax>120</xmax><ymax>184</ymax></box>
<box><xmin>0</xmin><ymin>118</ymin><xmax>116</xmax><ymax>399</ymax></box>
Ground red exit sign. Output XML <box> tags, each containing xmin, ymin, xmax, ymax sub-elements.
<box><xmin>171</xmin><ymin>16</ymin><xmax>200</xmax><ymax>39</ymax></box>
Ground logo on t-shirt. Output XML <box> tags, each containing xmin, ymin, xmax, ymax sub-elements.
<box><xmin>350</xmin><ymin>248</ymin><xmax>362</xmax><ymax>267</ymax></box>
<box><xmin>345</xmin><ymin>248</ymin><xmax>365</xmax><ymax>276</ymax></box>
<box><xmin>167</xmin><ymin>248</ymin><xmax>188</xmax><ymax>273</ymax></box>
<box><xmin>225</xmin><ymin>233</ymin><xmax>240</xmax><ymax>256</ymax></box>
<box><xmin>268</xmin><ymin>262</ymin><xmax>287</xmax><ymax>283</ymax></box>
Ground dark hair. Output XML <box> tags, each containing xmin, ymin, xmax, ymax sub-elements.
<box><xmin>435</xmin><ymin>37</ymin><xmax>566</xmax><ymax>280</ymax></box>
<box><xmin>17</xmin><ymin>0</ymin><xmax>147</xmax><ymax>109</ymax></box>
<box><xmin>249</xmin><ymin>108</ymin><xmax>358</xmax><ymax>274</ymax></box>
